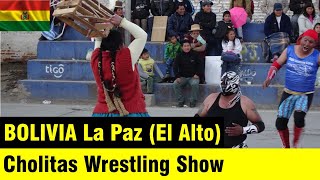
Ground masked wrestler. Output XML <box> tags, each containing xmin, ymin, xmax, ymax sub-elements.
<box><xmin>195</xmin><ymin>71</ymin><xmax>265</xmax><ymax>148</ymax></box>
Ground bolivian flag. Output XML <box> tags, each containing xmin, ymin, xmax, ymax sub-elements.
<box><xmin>0</xmin><ymin>0</ymin><xmax>50</xmax><ymax>31</ymax></box>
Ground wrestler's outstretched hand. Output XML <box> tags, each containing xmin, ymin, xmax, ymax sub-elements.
<box><xmin>109</xmin><ymin>14</ymin><xmax>123</xmax><ymax>26</ymax></box>
<box><xmin>225</xmin><ymin>123</ymin><xmax>243</xmax><ymax>136</ymax></box>
<box><xmin>262</xmin><ymin>79</ymin><xmax>271</xmax><ymax>89</ymax></box>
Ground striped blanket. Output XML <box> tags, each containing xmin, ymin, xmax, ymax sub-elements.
<box><xmin>262</xmin><ymin>32</ymin><xmax>290</xmax><ymax>62</ymax></box>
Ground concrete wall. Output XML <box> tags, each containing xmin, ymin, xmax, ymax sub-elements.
<box><xmin>1</xmin><ymin>32</ymin><xmax>41</xmax><ymax>62</ymax></box>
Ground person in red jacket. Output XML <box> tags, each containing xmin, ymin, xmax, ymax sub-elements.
<box><xmin>91</xmin><ymin>15</ymin><xmax>149</xmax><ymax>117</ymax></box>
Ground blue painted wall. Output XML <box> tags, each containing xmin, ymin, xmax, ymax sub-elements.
<box><xmin>27</xmin><ymin>60</ymin><xmax>285</xmax><ymax>85</ymax></box>
<box><xmin>37</xmin><ymin>41</ymin><xmax>94</xmax><ymax>60</ymax></box>
<box><xmin>20</xmin><ymin>80</ymin><xmax>97</xmax><ymax>100</ymax></box>
<box><xmin>243</xmin><ymin>23</ymin><xmax>265</xmax><ymax>42</ymax></box>
<box><xmin>153</xmin><ymin>84</ymin><xmax>278</xmax><ymax>106</ymax></box>
<box><xmin>61</xmin><ymin>26</ymin><xmax>89</xmax><ymax>41</ymax></box>
<box><xmin>37</xmin><ymin>40</ymin><xmax>267</xmax><ymax>63</ymax></box>
<box><xmin>27</xmin><ymin>60</ymin><xmax>94</xmax><ymax>81</ymax></box>
<box><xmin>145</xmin><ymin>42</ymin><xmax>166</xmax><ymax>62</ymax></box>
<box><xmin>145</xmin><ymin>42</ymin><xmax>267</xmax><ymax>63</ymax></box>
<box><xmin>155</xmin><ymin>62</ymin><xmax>285</xmax><ymax>85</ymax></box>
<box><xmin>19</xmin><ymin>80</ymin><xmax>320</xmax><ymax>106</ymax></box>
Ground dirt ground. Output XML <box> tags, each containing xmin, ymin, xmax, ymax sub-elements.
<box><xmin>0</xmin><ymin>61</ymin><xmax>96</xmax><ymax>105</ymax></box>
<box><xmin>1</xmin><ymin>61</ymin><xmax>29</xmax><ymax>103</ymax></box>
<box><xmin>1</xmin><ymin>61</ymin><xmax>90</xmax><ymax>105</ymax></box>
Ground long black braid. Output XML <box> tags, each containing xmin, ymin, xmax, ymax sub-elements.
<box><xmin>96</xmin><ymin>29</ymin><xmax>129</xmax><ymax>116</ymax></box>
<box><xmin>98</xmin><ymin>29</ymin><xmax>123</xmax><ymax>94</ymax></box>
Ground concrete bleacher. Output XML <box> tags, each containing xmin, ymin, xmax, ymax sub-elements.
<box><xmin>19</xmin><ymin>24</ymin><xmax>320</xmax><ymax>107</ymax></box>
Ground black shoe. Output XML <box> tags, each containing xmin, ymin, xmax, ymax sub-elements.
<box><xmin>169</xmin><ymin>78</ymin><xmax>175</xmax><ymax>83</ymax></box>
<box><xmin>39</xmin><ymin>35</ymin><xmax>47</xmax><ymax>41</ymax></box>
<box><xmin>190</xmin><ymin>101</ymin><xmax>196</xmax><ymax>108</ymax></box>
<box><xmin>159</xmin><ymin>78</ymin><xmax>168</xmax><ymax>83</ymax></box>
<box><xmin>164</xmin><ymin>74</ymin><xmax>171</xmax><ymax>78</ymax></box>
<box><xmin>55</xmin><ymin>36</ymin><xmax>62</xmax><ymax>41</ymax></box>
<box><xmin>177</xmin><ymin>102</ymin><xmax>184</xmax><ymax>107</ymax></box>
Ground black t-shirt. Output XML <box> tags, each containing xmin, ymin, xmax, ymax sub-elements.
<box><xmin>205</xmin><ymin>94</ymin><xmax>248</xmax><ymax>148</ymax></box>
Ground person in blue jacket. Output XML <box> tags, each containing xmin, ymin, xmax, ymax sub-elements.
<box><xmin>175</xmin><ymin>0</ymin><xmax>195</xmax><ymax>15</ymax></box>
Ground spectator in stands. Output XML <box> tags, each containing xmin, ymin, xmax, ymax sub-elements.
<box><xmin>264</xmin><ymin>3</ymin><xmax>291</xmax><ymax>62</ymax></box>
<box><xmin>131</xmin><ymin>0</ymin><xmax>151</xmax><ymax>32</ymax></box>
<box><xmin>230</xmin><ymin>0</ymin><xmax>253</xmax><ymax>20</ymax></box>
<box><xmin>314</xmin><ymin>23</ymin><xmax>320</xmax><ymax>86</ymax></box>
<box><xmin>314</xmin><ymin>23</ymin><xmax>320</xmax><ymax>51</ymax></box>
<box><xmin>264</xmin><ymin>3</ymin><xmax>291</xmax><ymax>37</ymax></box>
<box><xmin>164</xmin><ymin>35</ymin><xmax>182</xmax><ymax>80</ymax></box>
<box><xmin>229</xmin><ymin>0</ymin><xmax>253</xmax><ymax>41</ymax></box>
<box><xmin>289</xmin><ymin>0</ymin><xmax>312</xmax><ymax>41</ymax></box>
<box><xmin>184</xmin><ymin>24</ymin><xmax>207</xmax><ymax>84</ymax></box>
<box><xmin>167</xmin><ymin>3</ymin><xmax>193</xmax><ymax>41</ymax></box>
<box><xmin>173</xmin><ymin>40</ymin><xmax>201</xmax><ymax>108</ymax></box>
<box><xmin>138</xmin><ymin>48</ymin><xmax>164</xmax><ymax>93</ymax></box>
<box><xmin>175</xmin><ymin>0</ymin><xmax>195</xmax><ymax>15</ymax></box>
<box><xmin>39</xmin><ymin>1</ymin><xmax>65</xmax><ymax>41</ymax></box>
<box><xmin>150</xmin><ymin>0</ymin><xmax>175</xmax><ymax>16</ymax></box>
<box><xmin>194</xmin><ymin>0</ymin><xmax>217</xmax><ymax>55</ymax></box>
<box><xmin>91</xmin><ymin>15</ymin><xmax>149</xmax><ymax>117</ymax></box>
<box><xmin>148</xmin><ymin>0</ymin><xmax>175</xmax><ymax>40</ymax></box>
<box><xmin>185</xmin><ymin>24</ymin><xmax>207</xmax><ymax>56</ymax></box>
<box><xmin>298</xmin><ymin>3</ymin><xmax>320</xmax><ymax>35</ymax></box>
<box><xmin>215</xmin><ymin>11</ymin><xmax>234</xmax><ymax>55</ymax></box>
<box><xmin>221</xmin><ymin>28</ymin><xmax>242</xmax><ymax>75</ymax></box>
<box><xmin>261</xmin><ymin>0</ymin><xmax>289</xmax><ymax>18</ymax></box>
<box><xmin>114</xmin><ymin>1</ymin><xmax>124</xmax><ymax>17</ymax></box>
<box><xmin>113</xmin><ymin>1</ymin><xmax>125</xmax><ymax>40</ymax></box>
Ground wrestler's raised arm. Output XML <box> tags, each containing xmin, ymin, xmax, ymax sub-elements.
<box><xmin>262</xmin><ymin>48</ymin><xmax>288</xmax><ymax>89</ymax></box>
<box><xmin>94</xmin><ymin>15</ymin><xmax>147</xmax><ymax>71</ymax></box>
<box><xmin>119</xmin><ymin>18</ymin><xmax>147</xmax><ymax>70</ymax></box>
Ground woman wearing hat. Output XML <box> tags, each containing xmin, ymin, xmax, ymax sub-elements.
<box><xmin>185</xmin><ymin>24</ymin><xmax>207</xmax><ymax>53</ymax></box>
<box><xmin>263</xmin><ymin>29</ymin><xmax>320</xmax><ymax>148</ymax></box>
<box><xmin>113</xmin><ymin>1</ymin><xmax>124</xmax><ymax>17</ymax></box>
<box><xmin>113</xmin><ymin>1</ymin><xmax>125</xmax><ymax>40</ymax></box>
<box><xmin>184</xmin><ymin>24</ymin><xmax>207</xmax><ymax>84</ymax></box>
<box><xmin>91</xmin><ymin>14</ymin><xmax>149</xmax><ymax>117</ymax></box>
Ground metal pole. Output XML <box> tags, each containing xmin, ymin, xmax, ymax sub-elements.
<box><xmin>124</xmin><ymin>0</ymin><xmax>131</xmax><ymax>46</ymax></box>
